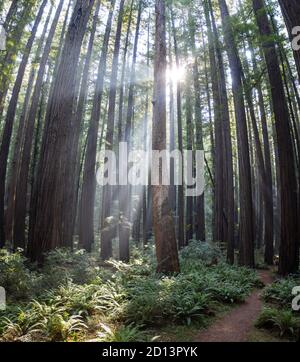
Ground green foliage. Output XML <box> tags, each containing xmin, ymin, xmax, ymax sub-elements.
<box><xmin>256</xmin><ymin>308</ymin><xmax>300</xmax><ymax>339</ymax></box>
<box><xmin>0</xmin><ymin>249</ymin><xmax>41</xmax><ymax>300</ymax></box>
<box><xmin>262</xmin><ymin>277</ymin><xmax>300</xmax><ymax>306</ymax></box>
<box><xmin>179</xmin><ymin>241</ymin><xmax>223</xmax><ymax>263</ymax></box>
<box><xmin>0</xmin><ymin>245</ymin><xmax>261</xmax><ymax>341</ymax></box>
<box><xmin>256</xmin><ymin>277</ymin><xmax>300</xmax><ymax>341</ymax></box>
<box><xmin>97</xmin><ymin>323</ymin><xmax>146</xmax><ymax>342</ymax></box>
<box><xmin>117</xmin><ymin>245</ymin><xmax>260</xmax><ymax>325</ymax></box>
<box><xmin>2</xmin><ymin>300</ymin><xmax>87</xmax><ymax>342</ymax></box>
<box><xmin>40</xmin><ymin>314</ymin><xmax>87</xmax><ymax>342</ymax></box>
<box><xmin>0</xmin><ymin>248</ymin><xmax>105</xmax><ymax>302</ymax></box>
<box><xmin>0</xmin><ymin>0</ymin><xmax>39</xmax><ymax>95</ymax></box>
<box><xmin>43</xmin><ymin>280</ymin><xmax>125</xmax><ymax>318</ymax></box>
<box><xmin>41</xmin><ymin>248</ymin><xmax>102</xmax><ymax>287</ymax></box>
<box><xmin>120</xmin><ymin>275</ymin><xmax>211</xmax><ymax>326</ymax></box>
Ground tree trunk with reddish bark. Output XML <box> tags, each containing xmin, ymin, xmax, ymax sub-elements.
<box><xmin>28</xmin><ymin>0</ymin><xmax>95</xmax><ymax>263</ymax></box>
<box><xmin>152</xmin><ymin>0</ymin><xmax>180</xmax><ymax>274</ymax></box>
<box><xmin>253</xmin><ymin>0</ymin><xmax>299</xmax><ymax>275</ymax></box>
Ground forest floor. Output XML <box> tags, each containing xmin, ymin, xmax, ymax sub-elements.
<box><xmin>194</xmin><ymin>270</ymin><xmax>284</xmax><ymax>342</ymax></box>
<box><xmin>129</xmin><ymin>267</ymin><xmax>290</xmax><ymax>343</ymax></box>
<box><xmin>2</xmin><ymin>246</ymin><xmax>298</xmax><ymax>342</ymax></box>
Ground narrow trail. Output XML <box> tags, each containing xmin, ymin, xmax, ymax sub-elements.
<box><xmin>194</xmin><ymin>270</ymin><xmax>274</xmax><ymax>342</ymax></box>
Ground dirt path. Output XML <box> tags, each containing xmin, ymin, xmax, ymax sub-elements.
<box><xmin>194</xmin><ymin>270</ymin><xmax>274</xmax><ymax>342</ymax></box>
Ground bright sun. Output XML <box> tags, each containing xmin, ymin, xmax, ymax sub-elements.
<box><xmin>167</xmin><ymin>64</ymin><xmax>186</xmax><ymax>84</ymax></box>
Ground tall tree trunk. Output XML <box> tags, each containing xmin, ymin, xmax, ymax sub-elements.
<box><xmin>218</xmin><ymin>0</ymin><xmax>255</xmax><ymax>267</ymax></box>
<box><xmin>119</xmin><ymin>0</ymin><xmax>142</xmax><ymax>262</ymax></box>
<box><xmin>170</xmin><ymin>5</ymin><xmax>185</xmax><ymax>249</ymax></box>
<box><xmin>117</xmin><ymin>0</ymin><xmax>134</xmax><ymax>144</ymax></box>
<box><xmin>69</xmin><ymin>0</ymin><xmax>101</xmax><ymax>251</ymax></box>
<box><xmin>47</xmin><ymin>0</ymin><xmax>73</xmax><ymax>103</ymax></box>
<box><xmin>0</xmin><ymin>1</ymin><xmax>39</xmax><ymax>121</ymax></box>
<box><xmin>188</xmin><ymin>11</ymin><xmax>206</xmax><ymax>242</ymax></box>
<box><xmin>153</xmin><ymin>0</ymin><xmax>180</xmax><ymax>274</ymax></box>
<box><xmin>242</xmin><ymin>65</ymin><xmax>272</xmax><ymax>262</ymax></box>
<box><xmin>168</xmin><ymin>21</ymin><xmax>176</xmax><ymax>215</ymax></box>
<box><xmin>2</xmin><ymin>0</ymin><xmax>18</xmax><ymax>32</ymax></box>
<box><xmin>5</xmin><ymin>4</ymin><xmax>54</xmax><ymax>244</ymax></box>
<box><xmin>101</xmin><ymin>0</ymin><xmax>125</xmax><ymax>260</ymax></box>
<box><xmin>204</xmin><ymin>0</ymin><xmax>224</xmax><ymax>246</ymax></box>
<box><xmin>143</xmin><ymin>13</ymin><xmax>151</xmax><ymax>246</ymax></box>
<box><xmin>29</xmin><ymin>68</ymin><xmax>51</xmax><ymax>230</ymax></box>
<box><xmin>253</xmin><ymin>0</ymin><xmax>299</xmax><ymax>275</ymax></box>
<box><xmin>247</xmin><ymin>43</ymin><xmax>274</xmax><ymax>264</ymax></box>
<box><xmin>0</xmin><ymin>0</ymin><xmax>47</xmax><ymax>248</ymax></box>
<box><xmin>185</xmin><ymin>75</ymin><xmax>194</xmax><ymax>244</ymax></box>
<box><xmin>13</xmin><ymin>0</ymin><xmax>65</xmax><ymax>250</ymax></box>
<box><xmin>79</xmin><ymin>0</ymin><xmax>115</xmax><ymax>253</ymax></box>
<box><xmin>28</xmin><ymin>0</ymin><xmax>95</xmax><ymax>263</ymax></box>
<box><xmin>201</xmin><ymin>17</ymin><xmax>215</xmax><ymax>239</ymax></box>
<box><xmin>208</xmin><ymin>0</ymin><xmax>235</xmax><ymax>263</ymax></box>
<box><xmin>258</xmin><ymin>83</ymin><xmax>274</xmax><ymax>263</ymax></box>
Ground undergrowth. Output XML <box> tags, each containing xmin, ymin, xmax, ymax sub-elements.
<box><xmin>0</xmin><ymin>242</ymin><xmax>261</xmax><ymax>342</ymax></box>
<box><xmin>255</xmin><ymin>276</ymin><xmax>300</xmax><ymax>341</ymax></box>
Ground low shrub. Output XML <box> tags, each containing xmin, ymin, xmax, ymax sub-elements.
<box><xmin>43</xmin><ymin>281</ymin><xmax>125</xmax><ymax>318</ymax></box>
<box><xmin>262</xmin><ymin>277</ymin><xmax>300</xmax><ymax>307</ymax></box>
<box><xmin>97</xmin><ymin>322</ymin><xmax>146</xmax><ymax>342</ymax></box>
<box><xmin>119</xmin><ymin>260</ymin><xmax>260</xmax><ymax>326</ymax></box>
<box><xmin>120</xmin><ymin>275</ymin><xmax>212</xmax><ymax>326</ymax></box>
<box><xmin>0</xmin><ymin>249</ymin><xmax>41</xmax><ymax>301</ymax></box>
<box><xmin>0</xmin><ymin>245</ymin><xmax>262</xmax><ymax>341</ymax></box>
<box><xmin>41</xmin><ymin>248</ymin><xmax>101</xmax><ymax>287</ymax></box>
<box><xmin>2</xmin><ymin>300</ymin><xmax>87</xmax><ymax>342</ymax></box>
<box><xmin>180</xmin><ymin>241</ymin><xmax>223</xmax><ymax>264</ymax></box>
<box><xmin>255</xmin><ymin>307</ymin><xmax>300</xmax><ymax>339</ymax></box>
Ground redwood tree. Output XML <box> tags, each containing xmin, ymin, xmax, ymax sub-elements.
<box><xmin>218</xmin><ymin>0</ymin><xmax>255</xmax><ymax>267</ymax></box>
<box><xmin>28</xmin><ymin>0</ymin><xmax>95</xmax><ymax>263</ymax></box>
<box><xmin>0</xmin><ymin>0</ymin><xmax>47</xmax><ymax>248</ymax></box>
<box><xmin>100</xmin><ymin>0</ymin><xmax>125</xmax><ymax>260</ymax></box>
<box><xmin>79</xmin><ymin>0</ymin><xmax>115</xmax><ymax>253</ymax></box>
<box><xmin>152</xmin><ymin>0</ymin><xmax>180</xmax><ymax>274</ymax></box>
<box><xmin>253</xmin><ymin>0</ymin><xmax>299</xmax><ymax>275</ymax></box>
<box><xmin>13</xmin><ymin>0</ymin><xmax>65</xmax><ymax>249</ymax></box>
